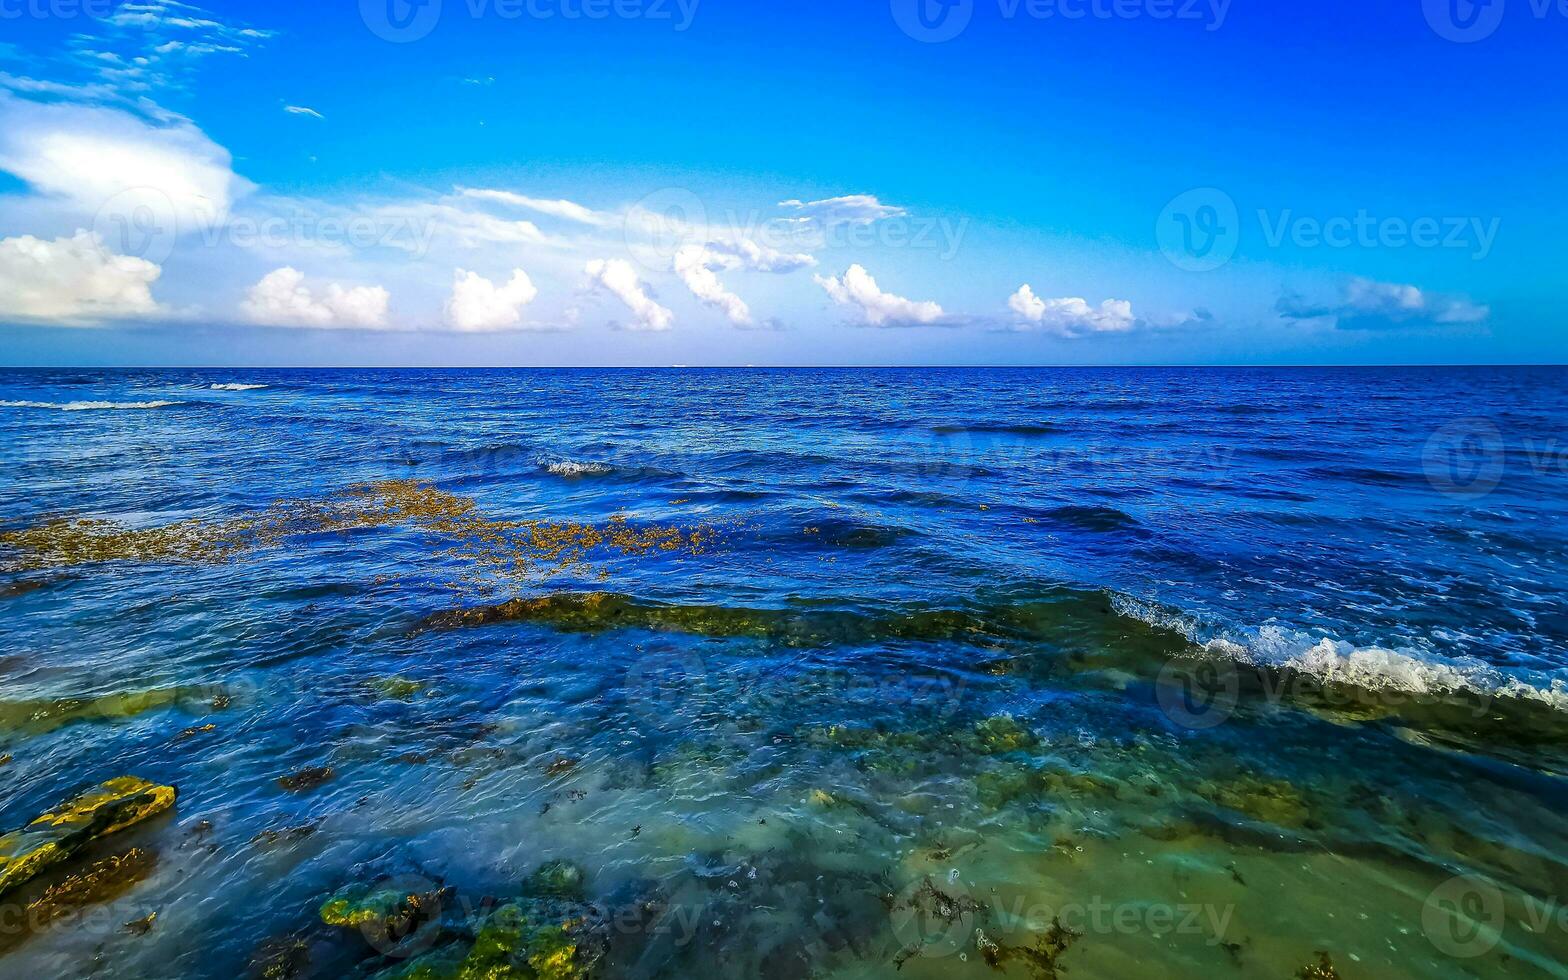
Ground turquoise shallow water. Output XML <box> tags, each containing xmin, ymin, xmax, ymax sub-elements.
<box><xmin>2</xmin><ymin>367</ymin><xmax>1567</xmax><ymax>979</ymax></box>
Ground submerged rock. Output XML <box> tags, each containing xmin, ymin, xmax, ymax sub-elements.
<box><xmin>320</xmin><ymin>880</ymin><xmax>453</xmax><ymax>951</ymax></box>
<box><xmin>0</xmin><ymin>685</ymin><xmax>229</xmax><ymax>737</ymax></box>
<box><xmin>0</xmin><ymin>776</ymin><xmax>177</xmax><ymax>895</ymax></box>
<box><xmin>966</xmin><ymin>714</ymin><xmax>1040</xmax><ymax>754</ymax></box>
<box><xmin>1196</xmin><ymin>774</ymin><xmax>1316</xmax><ymax>830</ymax></box>
<box><xmin>373</xmin><ymin>898</ymin><xmax>608</xmax><ymax>980</ymax></box>
<box><xmin>367</xmin><ymin>862</ymin><xmax>609</xmax><ymax>980</ymax></box>
<box><xmin>0</xmin><ymin>847</ymin><xmax>159</xmax><ymax>954</ymax></box>
<box><xmin>367</xmin><ymin>677</ymin><xmax>427</xmax><ymax>700</ymax></box>
<box><xmin>277</xmin><ymin>766</ymin><xmax>335</xmax><ymax>793</ymax></box>
<box><xmin>249</xmin><ymin>936</ymin><xmax>312</xmax><ymax>980</ymax></box>
<box><xmin>0</xmin><ymin>578</ymin><xmax>49</xmax><ymax>599</ymax></box>
<box><xmin>526</xmin><ymin>860</ymin><xmax>587</xmax><ymax>901</ymax></box>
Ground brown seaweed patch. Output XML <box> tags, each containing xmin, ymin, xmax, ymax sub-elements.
<box><xmin>0</xmin><ymin>517</ymin><xmax>255</xmax><ymax>569</ymax></box>
<box><xmin>0</xmin><ymin>481</ymin><xmax>716</xmax><ymax>594</ymax></box>
<box><xmin>983</xmin><ymin>918</ymin><xmax>1082</xmax><ymax>979</ymax></box>
<box><xmin>0</xmin><ymin>847</ymin><xmax>159</xmax><ymax>954</ymax></box>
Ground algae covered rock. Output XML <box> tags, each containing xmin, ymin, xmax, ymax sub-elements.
<box><xmin>0</xmin><ymin>776</ymin><xmax>177</xmax><ymax>895</ymax></box>
<box><xmin>365</xmin><ymin>862</ymin><xmax>609</xmax><ymax>980</ymax></box>
<box><xmin>526</xmin><ymin>860</ymin><xmax>586</xmax><ymax>900</ymax></box>
<box><xmin>372</xmin><ymin>900</ymin><xmax>608</xmax><ymax>980</ymax></box>
<box><xmin>1196</xmin><ymin>774</ymin><xmax>1315</xmax><ymax>830</ymax></box>
<box><xmin>319</xmin><ymin>879</ymin><xmax>453</xmax><ymax>950</ymax></box>
<box><xmin>967</xmin><ymin>714</ymin><xmax>1040</xmax><ymax>754</ymax></box>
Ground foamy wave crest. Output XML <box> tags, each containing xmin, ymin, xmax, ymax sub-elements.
<box><xmin>1113</xmin><ymin>595</ymin><xmax>1568</xmax><ymax>712</ymax></box>
<box><xmin>541</xmin><ymin>460</ymin><xmax>615</xmax><ymax>477</ymax></box>
<box><xmin>0</xmin><ymin>400</ymin><xmax>184</xmax><ymax>412</ymax></box>
<box><xmin>210</xmin><ymin>383</ymin><xmax>269</xmax><ymax>391</ymax></box>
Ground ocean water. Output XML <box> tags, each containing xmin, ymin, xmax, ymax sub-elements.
<box><xmin>1</xmin><ymin>366</ymin><xmax>1566</xmax><ymax>979</ymax></box>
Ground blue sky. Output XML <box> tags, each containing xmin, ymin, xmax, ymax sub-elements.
<box><xmin>0</xmin><ymin>0</ymin><xmax>1563</xmax><ymax>365</ymax></box>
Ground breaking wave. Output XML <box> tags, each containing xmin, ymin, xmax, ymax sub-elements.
<box><xmin>0</xmin><ymin>399</ymin><xmax>185</xmax><ymax>412</ymax></box>
<box><xmin>541</xmin><ymin>460</ymin><xmax>616</xmax><ymax>477</ymax></box>
<box><xmin>1111</xmin><ymin>595</ymin><xmax>1568</xmax><ymax>713</ymax></box>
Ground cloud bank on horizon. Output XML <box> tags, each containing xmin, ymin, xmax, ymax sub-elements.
<box><xmin>0</xmin><ymin>0</ymin><xmax>1550</xmax><ymax>364</ymax></box>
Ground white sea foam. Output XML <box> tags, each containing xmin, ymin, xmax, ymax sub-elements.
<box><xmin>542</xmin><ymin>460</ymin><xmax>614</xmax><ymax>477</ymax></box>
<box><xmin>1113</xmin><ymin>594</ymin><xmax>1568</xmax><ymax>712</ymax></box>
<box><xmin>209</xmin><ymin>383</ymin><xmax>269</xmax><ymax>391</ymax></box>
<box><xmin>0</xmin><ymin>399</ymin><xmax>184</xmax><ymax>411</ymax></box>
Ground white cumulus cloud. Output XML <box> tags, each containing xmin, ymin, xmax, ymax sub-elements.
<box><xmin>0</xmin><ymin>94</ymin><xmax>247</xmax><ymax>237</ymax></box>
<box><xmin>814</xmin><ymin>264</ymin><xmax>944</xmax><ymax>327</ymax></box>
<box><xmin>674</xmin><ymin>245</ymin><xmax>751</xmax><ymax>326</ymax></box>
<box><xmin>584</xmin><ymin>258</ymin><xmax>673</xmax><ymax>331</ymax></box>
<box><xmin>445</xmin><ymin>268</ymin><xmax>539</xmax><ymax>332</ymax></box>
<box><xmin>0</xmin><ymin>230</ymin><xmax>161</xmax><ymax>323</ymax></box>
<box><xmin>1008</xmin><ymin>285</ymin><xmax>1137</xmax><ymax>336</ymax></box>
<box><xmin>241</xmin><ymin>266</ymin><xmax>391</xmax><ymax>329</ymax></box>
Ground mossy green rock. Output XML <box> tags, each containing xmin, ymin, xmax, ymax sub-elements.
<box><xmin>0</xmin><ymin>776</ymin><xmax>177</xmax><ymax>895</ymax></box>
<box><xmin>320</xmin><ymin>884</ymin><xmax>441</xmax><ymax>929</ymax></box>
<box><xmin>525</xmin><ymin>861</ymin><xmax>586</xmax><ymax>901</ymax></box>
<box><xmin>373</xmin><ymin>901</ymin><xmax>604</xmax><ymax>980</ymax></box>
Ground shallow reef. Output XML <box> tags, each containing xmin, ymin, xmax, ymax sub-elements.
<box><xmin>0</xmin><ymin>776</ymin><xmax>176</xmax><ymax>895</ymax></box>
<box><xmin>0</xmin><ymin>685</ymin><xmax>229</xmax><ymax>737</ymax></box>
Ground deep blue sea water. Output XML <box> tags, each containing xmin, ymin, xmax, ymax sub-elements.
<box><xmin>2</xmin><ymin>367</ymin><xmax>1567</xmax><ymax>979</ymax></box>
